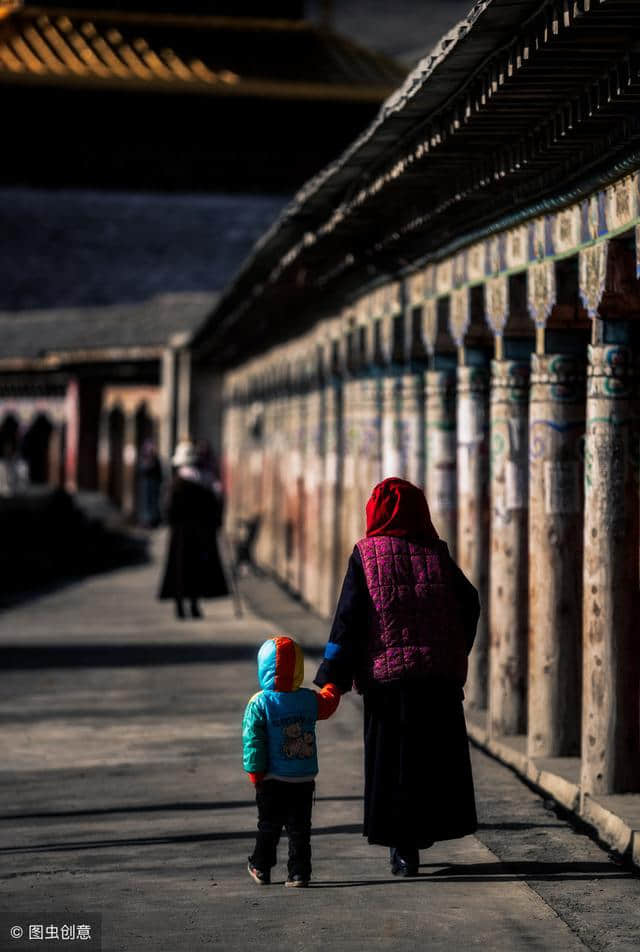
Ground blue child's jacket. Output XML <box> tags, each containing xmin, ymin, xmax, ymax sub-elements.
<box><xmin>243</xmin><ymin>637</ymin><xmax>338</xmax><ymax>780</ymax></box>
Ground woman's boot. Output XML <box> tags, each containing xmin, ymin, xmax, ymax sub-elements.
<box><xmin>390</xmin><ymin>846</ymin><xmax>419</xmax><ymax>877</ymax></box>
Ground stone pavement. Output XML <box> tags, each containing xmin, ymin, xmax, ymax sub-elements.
<box><xmin>1</xmin><ymin>533</ymin><xmax>639</xmax><ymax>952</ymax></box>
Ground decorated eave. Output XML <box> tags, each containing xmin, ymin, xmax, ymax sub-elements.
<box><xmin>0</xmin><ymin>4</ymin><xmax>402</xmax><ymax>100</ymax></box>
<box><xmin>194</xmin><ymin>0</ymin><xmax>640</xmax><ymax>366</ymax></box>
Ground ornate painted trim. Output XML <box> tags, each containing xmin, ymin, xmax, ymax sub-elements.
<box><xmin>490</xmin><ymin>359</ymin><xmax>530</xmax><ymax>405</ymax></box>
<box><xmin>379</xmin><ymin>312</ymin><xmax>395</xmax><ymax>363</ymax></box>
<box><xmin>407</xmin><ymin>271</ymin><xmax>425</xmax><ymax>307</ymax></box>
<box><xmin>530</xmin><ymin>353</ymin><xmax>586</xmax><ymax>403</ymax></box>
<box><xmin>579</xmin><ymin>241</ymin><xmax>608</xmax><ymax>320</ymax></box>
<box><xmin>456</xmin><ymin>364</ymin><xmax>488</xmax><ymax>396</ymax></box>
<box><xmin>587</xmin><ymin>344</ymin><xmax>638</xmax><ymax>400</ymax></box>
<box><xmin>485</xmin><ymin>275</ymin><xmax>509</xmax><ymax>334</ymax></box>
<box><xmin>420</xmin><ymin>298</ymin><xmax>438</xmax><ymax>355</ymax></box>
<box><xmin>402</xmin><ymin>169</ymin><xmax>640</xmax><ymax>313</ymax></box>
<box><xmin>449</xmin><ymin>286</ymin><xmax>470</xmax><ymax>347</ymax></box>
<box><xmin>527</xmin><ymin>260</ymin><xmax>556</xmax><ymax>327</ymax></box>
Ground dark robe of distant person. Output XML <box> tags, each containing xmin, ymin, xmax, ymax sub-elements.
<box><xmin>314</xmin><ymin>477</ymin><xmax>480</xmax><ymax>877</ymax></box>
<box><xmin>158</xmin><ymin>441</ymin><xmax>229</xmax><ymax>619</ymax></box>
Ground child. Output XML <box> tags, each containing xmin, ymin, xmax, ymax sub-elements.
<box><xmin>242</xmin><ymin>636</ymin><xmax>340</xmax><ymax>887</ymax></box>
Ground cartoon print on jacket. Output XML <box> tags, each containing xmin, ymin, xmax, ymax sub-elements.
<box><xmin>282</xmin><ymin>722</ymin><xmax>314</xmax><ymax>759</ymax></box>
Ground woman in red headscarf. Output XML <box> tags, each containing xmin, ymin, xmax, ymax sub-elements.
<box><xmin>314</xmin><ymin>477</ymin><xmax>480</xmax><ymax>877</ymax></box>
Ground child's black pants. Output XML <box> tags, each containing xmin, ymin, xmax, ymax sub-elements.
<box><xmin>250</xmin><ymin>779</ymin><xmax>314</xmax><ymax>878</ymax></box>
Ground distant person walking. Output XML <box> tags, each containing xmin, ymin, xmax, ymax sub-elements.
<box><xmin>159</xmin><ymin>441</ymin><xmax>229</xmax><ymax>619</ymax></box>
<box><xmin>314</xmin><ymin>477</ymin><xmax>480</xmax><ymax>877</ymax></box>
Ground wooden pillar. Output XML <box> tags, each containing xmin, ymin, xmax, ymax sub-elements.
<box><xmin>223</xmin><ymin>389</ymin><xmax>243</xmax><ymax>535</ymax></box>
<box><xmin>302</xmin><ymin>382</ymin><xmax>323</xmax><ymax>609</ymax></box>
<box><xmin>292</xmin><ymin>381</ymin><xmax>308</xmax><ymax>596</ymax></box>
<box><xmin>400</xmin><ymin>372</ymin><xmax>424</xmax><ymax>486</ymax></box>
<box><xmin>97</xmin><ymin>407</ymin><xmax>110</xmax><ymax>497</ymax></box>
<box><xmin>581</xmin><ymin>340</ymin><xmax>640</xmax><ymax>794</ymax></box>
<box><xmin>246</xmin><ymin>393</ymin><xmax>262</xmax><ymax>520</ymax></box>
<box><xmin>457</xmin><ymin>362</ymin><xmax>490</xmax><ymax>709</ymax></box>
<box><xmin>64</xmin><ymin>377</ymin><xmax>80</xmax><ymax>492</ymax></box>
<box><xmin>256</xmin><ymin>389</ymin><xmax>277</xmax><ymax>571</ymax></box>
<box><xmin>358</xmin><ymin>372</ymin><xmax>382</xmax><ymax>532</ymax></box>
<box><xmin>280</xmin><ymin>381</ymin><xmax>297</xmax><ymax>585</ymax></box>
<box><xmin>528</xmin><ymin>354</ymin><xmax>585</xmax><ymax>758</ymax></box>
<box><xmin>381</xmin><ymin>373</ymin><xmax>402</xmax><ymax>479</ymax></box>
<box><xmin>47</xmin><ymin>423</ymin><xmax>64</xmax><ymax>488</ymax></box>
<box><xmin>272</xmin><ymin>388</ymin><xmax>288</xmax><ymax>581</ymax></box>
<box><xmin>424</xmin><ymin>368</ymin><xmax>457</xmax><ymax>554</ymax></box>
<box><xmin>159</xmin><ymin>347</ymin><xmax>177</xmax><ymax>465</ymax></box>
<box><xmin>176</xmin><ymin>347</ymin><xmax>192</xmax><ymax>443</ymax></box>
<box><xmin>339</xmin><ymin>374</ymin><xmax>360</xmax><ymax>575</ymax></box>
<box><xmin>319</xmin><ymin>376</ymin><xmax>342</xmax><ymax>615</ymax></box>
<box><xmin>488</xmin><ymin>359</ymin><xmax>530</xmax><ymax>737</ymax></box>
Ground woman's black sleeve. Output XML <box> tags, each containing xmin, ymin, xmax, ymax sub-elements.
<box><xmin>313</xmin><ymin>547</ymin><xmax>368</xmax><ymax>694</ymax></box>
<box><xmin>450</xmin><ymin>559</ymin><xmax>481</xmax><ymax>653</ymax></box>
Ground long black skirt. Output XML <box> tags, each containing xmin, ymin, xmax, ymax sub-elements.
<box><xmin>158</xmin><ymin>523</ymin><xmax>229</xmax><ymax>600</ymax></box>
<box><xmin>363</xmin><ymin>680</ymin><xmax>477</xmax><ymax>849</ymax></box>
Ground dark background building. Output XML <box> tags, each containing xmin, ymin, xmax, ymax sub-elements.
<box><xmin>0</xmin><ymin>0</ymin><xmax>473</xmax><ymax>512</ymax></box>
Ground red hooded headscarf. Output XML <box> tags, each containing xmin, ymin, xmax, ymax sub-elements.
<box><xmin>365</xmin><ymin>477</ymin><xmax>439</xmax><ymax>543</ymax></box>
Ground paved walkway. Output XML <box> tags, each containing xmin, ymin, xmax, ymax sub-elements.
<box><xmin>1</xmin><ymin>533</ymin><xmax>639</xmax><ymax>952</ymax></box>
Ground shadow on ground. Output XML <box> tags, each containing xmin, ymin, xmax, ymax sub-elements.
<box><xmin>310</xmin><ymin>860</ymin><xmax>634</xmax><ymax>887</ymax></box>
<box><xmin>0</xmin><ymin>796</ymin><xmax>363</xmax><ymax>822</ymax></box>
<box><xmin>0</xmin><ymin>825</ymin><xmax>364</xmax><ymax>854</ymax></box>
<box><xmin>0</xmin><ymin>489</ymin><xmax>149</xmax><ymax>612</ymax></box>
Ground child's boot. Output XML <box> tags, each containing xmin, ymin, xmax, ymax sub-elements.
<box><xmin>286</xmin><ymin>834</ymin><xmax>311</xmax><ymax>887</ymax></box>
<box><xmin>247</xmin><ymin>859</ymin><xmax>270</xmax><ymax>885</ymax></box>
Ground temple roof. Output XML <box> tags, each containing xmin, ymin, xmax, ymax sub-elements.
<box><xmin>0</xmin><ymin>5</ymin><xmax>402</xmax><ymax>100</ymax></box>
<box><xmin>0</xmin><ymin>292</ymin><xmax>216</xmax><ymax>367</ymax></box>
<box><xmin>193</xmin><ymin>0</ymin><xmax>640</xmax><ymax>364</ymax></box>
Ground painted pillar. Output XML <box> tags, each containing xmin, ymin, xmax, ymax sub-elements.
<box><xmin>381</xmin><ymin>373</ymin><xmax>402</xmax><ymax>479</ymax></box>
<box><xmin>47</xmin><ymin>423</ymin><xmax>65</xmax><ymax>488</ymax></box>
<box><xmin>488</xmin><ymin>359</ymin><xmax>530</xmax><ymax>737</ymax></box>
<box><xmin>457</xmin><ymin>364</ymin><xmax>490</xmax><ymax>709</ymax></box>
<box><xmin>400</xmin><ymin>372</ymin><xmax>424</xmax><ymax>487</ymax></box>
<box><xmin>176</xmin><ymin>347</ymin><xmax>192</xmax><ymax>443</ymax></box>
<box><xmin>223</xmin><ymin>391</ymin><xmax>243</xmax><ymax>535</ymax></box>
<box><xmin>340</xmin><ymin>375</ymin><xmax>361</xmax><ymax>574</ymax></box>
<box><xmin>255</xmin><ymin>392</ymin><xmax>276</xmax><ymax>570</ymax></box>
<box><xmin>159</xmin><ymin>348</ymin><xmax>176</xmax><ymax>465</ymax></box>
<box><xmin>283</xmin><ymin>384</ymin><xmax>299</xmax><ymax>587</ymax></box>
<box><xmin>581</xmin><ymin>342</ymin><xmax>640</xmax><ymax>794</ymax></box>
<box><xmin>357</xmin><ymin>373</ymin><xmax>382</xmax><ymax>535</ymax></box>
<box><xmin>319</xmin><ymin>377</ymin><xmax>341</xmax><ymax>615</ymax></box>
<box><xmin>302</xmin><ymin>383</ymin><xmax>323</xmax><ymax>609</ymax></box>
<box><xmin>97</xmin><ymin>408</ymin><xmax>110</xmax><ymax>497</ymax></box>
<box><xmin>424</xmin><ymin>369</ymin><xmax>457</xmax><ymax>554</ymax></box>
<box><xmin>122</xmin><ymin>413</ymin><xmax>138</xmax><ymax>519</ymax></box>
<box><xmin>272</xmin><ymin>388</ymin><xmax>289</xmax><ymax>581</ymax></box>
<box><xmin>293</xmin><ymin>382</ymin><xmax>308</xmax><ymax>597</ymax></box>
<box><xmin>256</xmin><ymin>392</ymin><xmax>280</xmax><ymax>569</ymax></box>
<box><xmin>528</xmin><ymin>354</ymin><xmax>585</xmax><ymax>758</ymax></box>
<box><xmin>64</xmin><ymin>377</ymin><xmax>80</xmax><ymax>492</ymax></box>
<box><xmin>247</xmin><ymin>400</ymin><xmax>264</xmax><ymax>521</ymax></box>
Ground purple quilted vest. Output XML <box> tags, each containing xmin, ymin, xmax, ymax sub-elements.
<box><xmin>355</xmin><ymin>535</ymin><xmax>468</xmax><ymax>689</ymax></box>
